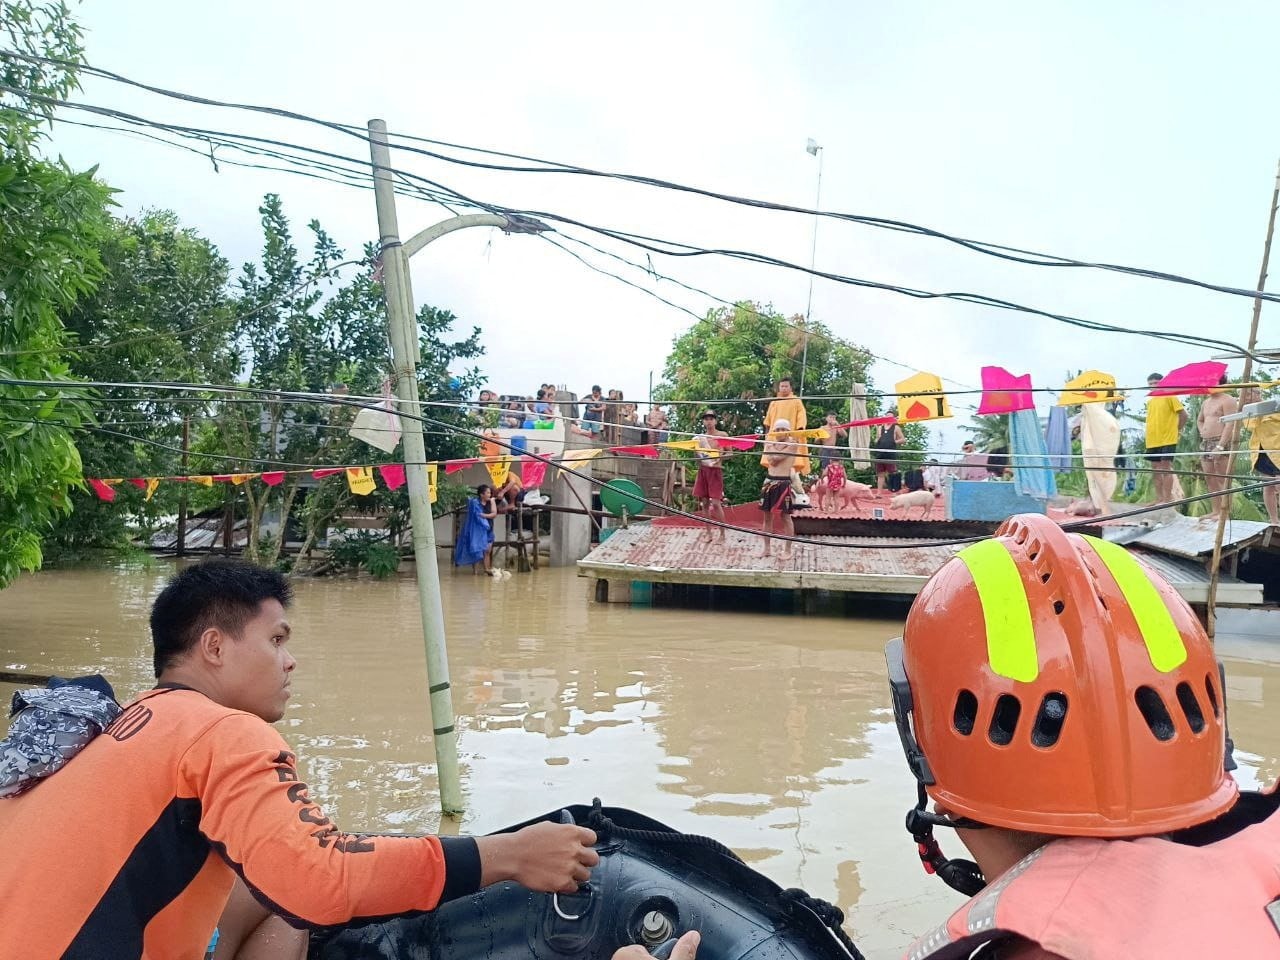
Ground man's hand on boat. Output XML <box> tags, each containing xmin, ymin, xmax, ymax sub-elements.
<box><xmin>476</xmin><ymin>821</ymin><xmax>601</xmax><ymax>892</ymax></box>
<box><xmin>612</xmin><ymin>930</ymin><xmax>700</xmax><ymax>960</ymax></box>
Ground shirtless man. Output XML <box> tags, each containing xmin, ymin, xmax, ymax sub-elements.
<box><xmin>693</xmin><ymin>410</ymin><xmax>728</xmax><ymax>543</ymax></box>
<box><xmin>759</xmin><ymin>419</ymin><xmax>798</xmax><ymax>560</ymax></box>
<box><xmin>1196</xmin><ymin>375</ymin><xmax>1238</xmax><ymax>519</ymax></box>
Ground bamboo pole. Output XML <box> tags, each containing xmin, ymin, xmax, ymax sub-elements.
<box><xmin>1206</xmin><ymin>159</ymin><xmax>1280</xmax><ymax>638</ymax></box>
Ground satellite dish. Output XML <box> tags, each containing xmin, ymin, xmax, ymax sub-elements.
<box><xmin>599</xmin><ymin>478</ymin><xmax>646</xmax><ymax>520</ymax></box>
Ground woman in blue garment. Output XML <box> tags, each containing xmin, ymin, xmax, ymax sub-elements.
<box><xmin>454</xmin><ymin>484</ymin><xmax>499</xmax><ymax>576</ymax></box>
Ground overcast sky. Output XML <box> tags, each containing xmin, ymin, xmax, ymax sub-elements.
<box><xmin>48</xmin><ymin>0</ymin><xmax>1279</xmax><ymax>450</ymax></box>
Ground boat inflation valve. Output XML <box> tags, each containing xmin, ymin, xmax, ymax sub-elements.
<box><xmin>639</xmin><ymin>910</ymin><xmax>675</xmax><ymax>946</ymax></box>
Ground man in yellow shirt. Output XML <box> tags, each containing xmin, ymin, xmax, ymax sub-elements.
<box><xmin>1145</xmin><ymin>372</ymin><xmax>1187</xmax><ymax>505</ymax></box>
<box><xmin>1242</xmin><ymin>388</ymin><xmax>1280</xmax><ymax>525</ymax></box>
<box><xmin>761</xmin><ymin>378</ymin><xmax>810</xmax><ymax>476</ymax></box>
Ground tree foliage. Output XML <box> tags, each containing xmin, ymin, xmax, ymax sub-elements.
<box><xmin>657</xmin><ymin>302</ymin><xmax>878</xmax><ymax>501</ymax></box>
<box><xmin>0</xmin><ymin>2</ymin><xmax>113</xmax><ymax>586</ymax></box>
<box><xmin>43</xmin><ymin>211</ymin><xmax>236</xmax><ymax>556</ymax></box>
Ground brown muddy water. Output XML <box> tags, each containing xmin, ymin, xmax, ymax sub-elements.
<box><xmin>2</xmin><ymin>562</ymin><xmax>1279</xmax><ymax>958</ymax></box>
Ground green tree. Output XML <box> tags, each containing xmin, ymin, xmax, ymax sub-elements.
<box><xmin>42</xmin><ymin>210</ymin><xmax>236</xmax><ymax>557</ymax></box>
<box><xmin>0</xmin><ymin>2</ymin><xmax>113</xmax><ymax>586</ymax></box>
<box><xmin>657</xmin><ymin>302</ymin><xmax>876</xmax><ymax>502</ymax></box>
<box><xmin>215</xmin><ymin>195</ymin><xmax>484</xmax><ymax>568</ymax></box>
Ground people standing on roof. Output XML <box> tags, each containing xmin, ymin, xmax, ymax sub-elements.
<box><xmin>871</xmin><ymin>413</ymin><xmax>906</xmax><ymax>492</ymax></box>
<box><xmin>1197</xmin><ymin>375</ymin><xmax>1240</xmax><ymax>520</ymax></box>
<box><xmin>761</xmin><ymin>378</ymin><xmax>810</xmax><ymax>477</ymax></box>
<box><xmin>1145</xmin><ymin>372</ymin><xmax>1187</xmax><ymax>506</ymax></box>
<box><xmin>1241</xmin><ymin>386</ymin><xmax>1280</xmax><ymax>525</ymax></box>
<box><xmin>758</xmin><ymin>418</ymin><xmax>798</xmax><ymax>560</ymax></box>
<box><xmin>693</xmin><ymin>410</ymin><xmax>728</xmax><ymax>543</ymax></box>
<box><xmin>583</xmin><ymin>385</ymin><xmax>606</xmax><ymax>436</ymax></box>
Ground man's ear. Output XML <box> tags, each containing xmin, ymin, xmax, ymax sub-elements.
<box><xmin>196</xmin><ymin>627</ymin><xmax>229</xmax><ymax>667</ymax></box>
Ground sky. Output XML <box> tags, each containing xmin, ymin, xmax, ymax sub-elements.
<box><xmin>42</xmin><ymin>0</ymin><xmax>1280</xmax><ymax>452</ymax></box>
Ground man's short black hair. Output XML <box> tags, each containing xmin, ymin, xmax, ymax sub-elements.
<box><xmin>592</xmin><ymin>385</ymin><xmax>601</xmax><ymax>392</ymax></box>
<box><xmin>1148</xmin><ymin>372</ymin><xmax>1164</xmax><ymax>383</ymax></box>
<box><xmin>778</xmin><ymin>377</ymin><xmax>792</xmax><ymax>386</ymax></box>
<box><xmin>150</xmin><ymin>559</ymin><xmax>292</xmax><ymax>677</ymax></box>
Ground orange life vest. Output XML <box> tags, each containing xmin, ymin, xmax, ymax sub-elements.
<box><xmin>907</xmin><ymin>790</ymin><xmax>1280</xmax><ymax>960</ymax></box>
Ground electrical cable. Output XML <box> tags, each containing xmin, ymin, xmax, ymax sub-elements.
<box><xmin>6</xmin><ymin>48</ymin><xmax>1278</xmax><ymax>307</ymax></box>
<box><xmin>2</xmin><ymin>79</ymin><xmax>1270</xmax><ymax>360</ymax></box>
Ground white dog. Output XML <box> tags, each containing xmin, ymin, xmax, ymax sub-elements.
<box><xmin>889</xmin><ymin>489</ymin><xmax>936</xmax><ymax>519</ymax></box>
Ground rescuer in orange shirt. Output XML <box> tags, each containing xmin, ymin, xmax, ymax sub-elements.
<box><xmin>0</xmin><ymin>560</ymin><xmax>599</xmax><ymax>960</ymax></box>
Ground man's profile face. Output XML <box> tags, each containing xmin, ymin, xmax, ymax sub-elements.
<box><xmin>963</xmin><ymin>442</ymin><xmax>975</xmax><ymax>452</ymax></box>
<box><xmin>220</xmin><ymin>599</ymin><xmax>295</xmax><ymax>723</ymax></box>
<box><xmin>1148</xmin><ymin>377</ymin><xmax>1161</xmax><ymax>389</ymax></box>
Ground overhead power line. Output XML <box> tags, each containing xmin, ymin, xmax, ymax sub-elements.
<box><xmin>4</xmin><ymin>48</ymin><xmax>1278</xmax><ymax>307</ymax></box>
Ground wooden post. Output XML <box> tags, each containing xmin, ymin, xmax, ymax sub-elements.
<box><xmin>1206</xmin><ymin>158</ymin><xmax>1280</xmax><ymax>638</ymax></box>
<box><xmin>176</xmin><ymin>415</ymin><xmax>190</xmax><ymax>555</ymax></box>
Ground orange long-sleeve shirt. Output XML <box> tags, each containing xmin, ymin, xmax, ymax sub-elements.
<box><xmin>0</xmin><ymin>686</ymin><xmax>479</xmax><ymax>960</ymax></box>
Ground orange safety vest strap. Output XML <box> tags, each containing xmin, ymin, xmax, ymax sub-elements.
<box><xmin>906</xmin><ymin>793</ymin><xmax>1280</xmax><ymax>960</ymax></box>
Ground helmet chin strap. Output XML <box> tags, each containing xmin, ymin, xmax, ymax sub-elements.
<box><xmin>905</xmin><ymin>783</ymin><xmax>988</xmax><ymax>897</ymax></box>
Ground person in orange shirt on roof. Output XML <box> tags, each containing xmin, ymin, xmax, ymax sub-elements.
<box><xmin>0</xmin><ymin>560</ymin><xmax>599</xmax><ymax>960</ymax></box>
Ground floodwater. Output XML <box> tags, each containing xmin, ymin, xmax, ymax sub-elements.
<box><xmin>2</xmin><ymin>562</ymin><xmax>1279</xmax><ymax>959</ymax></box>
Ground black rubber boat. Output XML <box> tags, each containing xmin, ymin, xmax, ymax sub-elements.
<box><xmin>311</xmin><ymin>801</ymin><xmax>863</xmax><ymax>960</ymax></box>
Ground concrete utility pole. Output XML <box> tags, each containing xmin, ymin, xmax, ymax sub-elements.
<box><xmin>368</xmin><ymin>119</ymin><xmax>548</xmax><ymax>816</ymax></box>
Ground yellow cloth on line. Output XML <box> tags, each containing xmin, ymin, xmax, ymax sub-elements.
<box><xmin>346</xmin><ymin>467</ymin><xmax>377</xmax><ymax>496</ymax></box>
<box><xmin>145</xmin><ymin>478</ymin><xmax>161</xmax><ymax>501</ymax></box>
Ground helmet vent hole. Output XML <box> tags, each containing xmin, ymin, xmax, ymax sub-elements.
<box><xmin>1040</xmin><ymin>571</ymin><xmax>1051</xmax><ymax>584</ymax></box>
<box><xmin>1031</xmin><ymin>692</ymin><xmax>1069</xmax><ymax>748</ymax></box>
<box><xmin>1135</xmin><ymin>686</ymin><xmax>1176</xmax><ymax>742</ymax></box>
<box><xmin>1204</xmin><ymin>673</ymin><xmax>1220</xmax><ymax>718</ymax></box>
<box><xmin>1014</xmin><ymin>527</ymin><xmax>1028</xmax><ymax>545</ymax></box>
<box><xmin>1052</xmin><ymin>599</ymin><xmax>1065</xmax><ymax>615</ymax></box>
<box><xmin>988</xmin><ymin>694</ymin><xmax>1021</xmax><ymax>746</ymax></box>
<box><xmin>1176</xmin><ymin>682</ymin><xmax>1206</xmax><ymax>734</ymax></box>
<box><xmin>953</xmin><ymin>690</ymin><xmax>979</xmax><ymax>735</ymax></box>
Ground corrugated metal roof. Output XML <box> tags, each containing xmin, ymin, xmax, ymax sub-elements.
<box><xmin>579</xmin><ymin>524</ymin><xmax>1264</xmax><ymax>605</ymax></box>
<box><xmin>1102</xmin><ymin>514</ymin><xmax>1274</xmax><ymax>560</ymax></box>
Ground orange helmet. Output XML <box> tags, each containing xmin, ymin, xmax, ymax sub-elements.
<box><xmin>887</xmin><ymin>514</ymin><xmax>1237</xmax><ymax>887</ymax></box>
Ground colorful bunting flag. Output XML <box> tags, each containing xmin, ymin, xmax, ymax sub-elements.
<box><xmin>1150</xmin><ymin>361</ymin><xmax>1229</xmax><ymax>397</ymax></box>
<box><xmin>427</xmin><ymin>463</ymin><xmax>438</xmax><ymax>504</ymax></box>
<box><xmin>1058</xmin><ymin>370</ymin><xmax>1118</xmax><ymax>406</ymax></box>
<box><xmin>312</xmin><ymin>468</ymin><xmax>343</xmax><ymax>479</ymax></box>
<box><xmin>486</xmin><ymin>456</ymin><xmax>512</xmax><ymax>489</ymax></box>
<box><xmin>189</xmin><ymin>475</ymin><xmax>214</xmax><ymax>487</ymax></box>
<box><xmin>896</xmin><ymin>372</ymin><xmax>953</xmax><ymax>422</ymax></box>
<box><xmin>261</xmin><ymin>472</ymin><xmax>286</xmax><ymax>487</ymax></box>
<box><xmin>230</xmin><ymin>474</ymin><xmax>254</xmax><ymax>486</ymax></box>
<box><xmin>145</xmin><ymin>478</ymin><xmax>161</xmax><ymax>502</ymax></box>
<box><xmin>88</xmin><ymin>479</ymin><xmax>117</xmax><ymax>502</ymax></box>
<box><xmin>521</xmin><ymin>458</ymin><xmax>548</xmax><ymax>488</ymax></box>
<box><xmin>346</xmin><ymin>467</ymin><xmax>377</xmax><ymax>496</ymax></box>
<box><xmin>127</xmin><ymin>477</ymin><xmax>147</xmax><ymax>490</ymax></box>
<box><xmin>978</xmin><ymin>367</ymin><xmax>1035</xmax><ymax>415</ymax></box>
<box><xmin>660</xmin><ymin>439</ymin><xmax>700</xmax><ymax>451</ymax></box>
<box><xmin>445</xmin><ymin>458</ymin><xmax>478</xmax><ymax>475</ymax></box>
<box><xmin>612</xmin><ymin>445</ymin><xmax>661</xmax><ymax>458</ymax></box>
<box><xmin>558</xmin><ymin>448</ymin><xmax>602</xmax><ymax>479</ymax></box>
<box><xmin>378</xmin><ymin>463</ymin><xmax>407</xmax><ymax>491</ymax></box>
<box><xmin>716</xmin><ymin>436</ymin><xmax>759</xmax><ymax>451</ymax></box>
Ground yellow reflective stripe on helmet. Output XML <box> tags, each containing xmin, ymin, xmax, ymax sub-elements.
<box><xmin>956</xmin><ymin>539</ymin><xmax>1039</xmax><ymax>682</ymax></box>
<box><xmin>1082</xmin><ymin>535</ymin><xmax>1187</xmax><ymax>672</ymax></box>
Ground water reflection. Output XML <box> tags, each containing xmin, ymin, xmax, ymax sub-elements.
<box><xmin>2</xmin><ymin>561</ymin><xmax>1278</xmax><ymax>958</ymax></box>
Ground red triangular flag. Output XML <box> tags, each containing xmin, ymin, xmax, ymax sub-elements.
<box><xmin>260</xmin><ymin>471</ymin><xmax>286</xmax><ymax>487</ymax></box>
<box><xmin>520</xmin><ymin>459</ymin><xmax>548</xmax><ymax>487</ymax></box>
<box><xmin>1150</xmin><ymin>361</ymin><xmax>1229</xmax><ymax>397</ymax></box>
<box><xmin>378</xmin><ymin>463</ymin><xmax>407</xmax><ymax>490</ymax></box>
<box><xmin>312</xmin><ymin>468</ymin><xmax>343</xmax><ymax>479</ymax></box>
<box><xmin>127</xmin><ymin>477</ymin><xmax>147</xmax><ymax>490</ymax></box>
<box><xmin>88</xmin><ymin>479</ymin><xmax>116</xmax><ymax>502</ymax></box>
<box><xmin>444</xmin><ymin>458</ymin><xmax>478</xmax><ymax>475</ymax></box>
<box><xmin>612</xmin><ymin>445</ymin><xmax>660</xmax><ymax>458</ymax></box>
